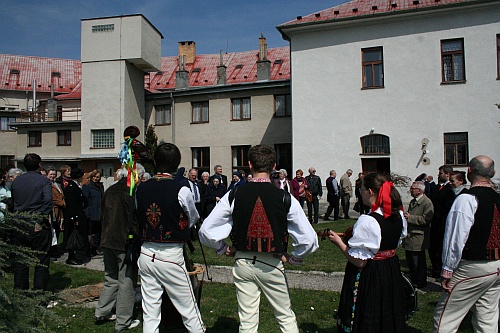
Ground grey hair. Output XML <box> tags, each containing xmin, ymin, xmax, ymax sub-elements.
<box><xmin>346</xmin><ymin>169</ymin><xmax>353</xmax><ymax>174</ymax></box>
<box><xmin>201</xmin><ymin>171</ymin><xmax>209</xmax><ymax>177</ymax></box>
<box><xmin>8</xmin><ymin>168</ymin><xmax>23</xmax><ymax>177</ymax></box>
<box><xmin>117</xmin><ymin>164</ymin><xmax>145</xmax><ymax>179</ymax></box>
<box><xmin>278</xmin><ymin>169</ymin><xmax>287</xmax><ymax>177</ymax></box>
<box><xmin>469</xmin><ymin>157</ymin><xmax>495</xmax><ymax>179</ymax></box>
<box><xmin>412</xmin><ymin>181</ymin><xmax>426</xmax><ymax>191</ymax></box>
<box><xmin>136</xmin><ymin>163</ymin><xmax>145</xmax><ymax>178</ymax></box>
<box><xmin>213</xmin><ymin>164</ymin><xmax>222</xmax><ymax>171</ymax></box>
<box><xmin>491</xmin><ymin>178</ymin><xmax>500</xmax><ymax>193</ymax></box>
<box><xmin>330</xmin><ymin>170</ymin><xmax>336</xmax><ymax>176</ymax></box>
<box><xmin>116</xmin><ymin>168</ymin><xmax>129</xmax><ymax>179</ymax></box>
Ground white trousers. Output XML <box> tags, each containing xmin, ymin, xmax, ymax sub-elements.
<box><xmin>233</xmin><ymin>251</ymin><xmax>298</xmax><ymax>333</ymax></box>
<box><xmin>138</xmin><ymin>242</ymin><xmax>205</xmax><ymax>333</ymax></box>
<box><xmin>433</xmin><ymin>259</ymin><xmax>500</xmax><ymax>333</ymax></box>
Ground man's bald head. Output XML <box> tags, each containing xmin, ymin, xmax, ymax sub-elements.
<box><xmin>469</xmin><ymin>155</ymin><xmax>495</xmax><ymax>180</ymax></box>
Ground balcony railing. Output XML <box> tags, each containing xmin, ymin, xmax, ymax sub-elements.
<box><xmin>18</xmin><ymin>109</ymin><xmax>81</xmax><ymax>123</ymax></box>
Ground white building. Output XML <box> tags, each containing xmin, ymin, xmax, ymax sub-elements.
<box><xmin>278</xmin><ymin>0</ymin><xmax>500</xmax><ymax>183</ymax></box>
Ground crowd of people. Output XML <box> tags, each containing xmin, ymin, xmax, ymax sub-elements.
<box><xmin>1</xmin><ymin>148</ymin><xmax>499</xmax><ymax>333</ymax></box>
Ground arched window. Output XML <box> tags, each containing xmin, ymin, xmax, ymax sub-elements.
<box><xmin>360</xmin><ymin>134</ymin><xmax>390</xmax><ymax>155</ymax></box>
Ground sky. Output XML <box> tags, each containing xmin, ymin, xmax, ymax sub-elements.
<box><xmin>1</xmin><ymin>0</ymin><xmax>347</xmax><ymax>60</ymax></box>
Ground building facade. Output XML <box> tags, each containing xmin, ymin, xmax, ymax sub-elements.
<box><xmin>278</xmin><ymin>0</ymin><xmax>500</xmax><ymax>183</ymax></box>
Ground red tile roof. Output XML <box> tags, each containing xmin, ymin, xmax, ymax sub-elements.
<box><xmin>146</xmin><ymin>46</ymin><xmax>290</xmax><ymax>92</ymax></box>
<box><xmin>1</xmin><ymin>46</ymin><xmax>290</xmax><ymax>99</ymax></box>
<box><xmin>279</xmin><ymin>0</ymin><xmax>478</xmax><ymax>27</ymax></box>
<box><xmin>0</xmin><ymin>54</ymin><xmax>81</xmax><ymax>94</ymax></box>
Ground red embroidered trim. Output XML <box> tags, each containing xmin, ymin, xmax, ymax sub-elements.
<box><xmin>249</xmin><ymin>178</ymin><xmax>271</xmax><ymax>183</ymax></box>
<box><xmin>486</xmin><ymin>206</ymin><xmax>500</xmax><ymax>260</ymax></box>
<box><xmin>247</xmin><ymin>196</ymin><xmax>275</xmax><ymax>252</ymax></box>
<box><xmin>372</xmin><ymin>249</ymin><xmax>396</xmax><ymax>260</ymax></box>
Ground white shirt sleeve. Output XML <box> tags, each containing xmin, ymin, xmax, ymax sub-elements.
<box><xmin>199</xmin><ymin>191</ymin><xmax>233</xmax><ymax>251</ymax></box>
<box><xmin>287</xmin><ymin>196</ymin><xmax>319</xmax><ymax>259</ymax></box>
<box><xmin>348</xmin><ymin>214</ymin><xmax>381</xmax><ymax>259</ymax></box>
<box><xmin>178</xmin><ymin>186</ymin><xmax>200</xmax><ymax>228</ymax></box>
<box><xmin>442</xmin><ymin>194</ymin><xmax>478</xmax><ymax>273</ymax></box>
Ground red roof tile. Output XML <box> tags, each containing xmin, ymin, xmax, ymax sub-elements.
<box><xmin>0</xmin><ymin>54</ymin><xmax>81</xmax><ymax>94</ymax></box>
<box><xmin>2</xmin><ymin>46</ymin><xmax>290</xmax><ymax>98</ymax></box>
<box><xmin>279</xmin><ymin>0</ymin><xmax>478</xmax><ymax>27</ymax></box>
<box><xmin>146</xmin><ymin>47</ymin><xmax>290</xmax><ymax>92</ymax></box>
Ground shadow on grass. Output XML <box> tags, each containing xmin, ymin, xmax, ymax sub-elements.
<box><xmin>207</xmin><ymin>316</ymin><xmax>239</xmax><ymax>332</ymax></box>
<box><xmin>47</xmin><ymin>271</ymin><xmax>72</xmax><ymax>292</ymax></box>
<box><xmin>300</xmin><ymin>322</ymin><xmax>335</xmax><ymax>332</ymax></box>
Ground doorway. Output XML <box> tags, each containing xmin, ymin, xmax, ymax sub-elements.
<box><xmin>361</xmin><ymin>158</ymin><xmax>390</xmax><ymax>174</ymax></box>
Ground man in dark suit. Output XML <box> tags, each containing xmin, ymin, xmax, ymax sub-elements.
<box><xmin>323</xmin><ymin>170</ymin><xmax>339</xmax><ymax>221</ymax></box>
<box><xmin>209</xmin><ymin>164</ymin><xmax>228</xmax><ymax>192</ymax></box>
<box><xmin>428</xmin><ymin>164</ymin><xmax>455</xmax><ymax>279</ymax></box>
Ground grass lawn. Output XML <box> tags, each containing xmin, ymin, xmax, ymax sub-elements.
<box><xmin>2</xmin><ymin>218</ymin><xmax>475</xmax><ymax>332</ymax></box>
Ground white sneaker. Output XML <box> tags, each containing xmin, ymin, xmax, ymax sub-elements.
<box><xmin>117</xmin><ymin>319</ymin><xmax>140</xmax><ymax>331</ymax></box>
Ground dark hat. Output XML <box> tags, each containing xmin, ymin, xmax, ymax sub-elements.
<box><xmin>70</xmin><ymin>168</ymin><xmax>84</xmax><ymax>179</ymax></box>
<box><xmin>232</xmin><ymin>171</ymin><xmax>242</xmax><ymax>178</ymax></box>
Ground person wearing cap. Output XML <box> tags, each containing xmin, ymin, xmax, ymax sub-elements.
<box><xmin>209</xmin><ymin>165</ymin><xmax>228</xmax><ymax>192</ymax></box>
<box><xmin>228</xmin><ymin>171</ymin><xmax>246</xmax><ymax>191</ymax></box>
<box><xmin>63</xmin><ymin>167</ymin><xmax>87</xmax><ymax>265</ymax></box>
<box><xmin>11</xmin><ymin>153</ymin><xmax>53</xmax><ymax>290</ymax></box>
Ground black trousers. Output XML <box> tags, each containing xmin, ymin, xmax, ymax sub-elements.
<box><xmin>405</xmin><ymin>250</ymin><xmax>427</xmax><ymax>288</ymax></box>
<box><xmin>307</xmin><ymin>195</ymin><xmax>319</xmax><ymax>223</ymax></box>
<box><xmin>324</xmin><ymin>194</ymin><xmax>339</xmax><ymax>220</ymax></box>
<box><xmin>14</xmin><ymin>227</ymin><xmax>52</xmax><ymax>290</ymax></box>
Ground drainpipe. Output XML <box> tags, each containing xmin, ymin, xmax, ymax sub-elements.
<box><xmin>170</xmin><ymin>91</ymin><xmax>175</xmax><ymax>144</ymax></box>
<box><xmin>32</xmin><ymin>79</ymin><xmax>36</xmax><ymax>111</ymax></box>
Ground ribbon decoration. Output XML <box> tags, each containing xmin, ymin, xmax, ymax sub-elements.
<box><xmin>371</xmin><ymin>181</ymin><xmax>394</xmax><ymax>219</ymax></box>
<box><xmin>119</xmin><ymin>136</ymin><xmax>139</xmax><ymax>196</ymax></box>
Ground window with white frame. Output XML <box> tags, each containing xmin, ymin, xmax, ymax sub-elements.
<box><xmin>275</xmin><ymin>94</ymin><xmax>291</xmax><ymax>117</ymax></box>
<box><xmin>232</xmin><ymin>98</ymin><xmax>251</xmax><ymax>120</ymax></box>
<box><xmin>441</xmin><ymin>39</ymin><xmax>465</xmax><ymax>82</ymax></box>
<box><xmin>0</xmin><ymin>116</ymin><xmax>16</xmax><ymax>131</ymax></box>
<box><xmin>192</xmin><ymin>101</ymin><xmax>209</xmax><ymax>123</ymax></box>
<box><xmin>155</xmin><ymin>104</ymin><xmax>171</xmax><ymax>125</ymax></box>
<box><xmin>92</xmin><ymin>129</ymin><xmax>114</xmax><ymax>148</ymax></box>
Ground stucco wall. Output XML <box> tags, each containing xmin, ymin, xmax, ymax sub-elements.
<box><xmin>287</xmin><ymin>4</ymin><xmax>500</xmax><ymax>188</ymax></box>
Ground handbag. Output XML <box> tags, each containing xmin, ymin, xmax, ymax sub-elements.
<box><xmin>305</xmin><ymin>189</ymin><xmax>313</xmax><ymax>203</ymax></box>
<box><xmin>66</xmin><ymin>228</ymin><xmax>85</xmax><ymax>251</ymax></box>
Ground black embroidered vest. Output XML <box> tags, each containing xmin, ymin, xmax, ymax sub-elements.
<box><xmin>368</xmin><ymin>211</ymin><xmax>403</xmax><ymax>251</ymax></box>
<box><xmin>136</xmin><ymin>177</ymin><xmax>191</xmax><ymax>243</ymax></box>
<box><xmin>230</xmin><ymin>182</ymin><xmax>289</xmax><ymax>253</ymax></box>
<box><xmin>462</xmin><ymin>187</ymin><xmax>500</xmax><ymax>260</ymax></box>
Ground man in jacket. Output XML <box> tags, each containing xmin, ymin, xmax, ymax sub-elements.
<box><xmin>403</xmin><ymin>181</ymin><xmax>434</xmax><ymax>289</ymax></box>
<box><xmin>339</xmin><ymin>169</ymin><xmax>353</xmax><ymax>219</ymax></box>
<box><xmin>323</xmin><ymin>170</ymin><xmax>339</xmax><ymax>221</ymax></box>
<box><xmin>94</xmin><ymin>165</ymin><xmax>145</xmax><ymax>331</ymax></box>
<box><xmin>305</xmin><ymin>167</ymin><xmax>322</xmax><ymax>224</ymax></box>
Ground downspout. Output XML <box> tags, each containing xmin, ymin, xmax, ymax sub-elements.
<box><xmin>32</xmin><ymin>79</ymin><xmax>37</xmax><ymax>111</ymax></box>
<box><xmin>170</xmin><ymin>91</ymin><xmax>175</xmax><ymax>144</ymax></box>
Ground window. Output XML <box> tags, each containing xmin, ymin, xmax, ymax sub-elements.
<box><xmin>92</xmin><ymin>129</ymin><xmax>114</xmax><ymax>148</ymax></box>
<box><xmin>275</xmin><ymin>94</ymin><xmax>291</xmax><ymax>117</ymax></box>
<box><xmin>155</xmin><ymin>105</ymin><xmax>171</xmax><ymax>125</ymax></box>
<box><xmin>497</xmin><ymin>35</ymin><xmax>500</xmax><ymax>79</ymax></box>
<box><xmin>275</xmin><ymin>143</ymin><xmax>292</xmax><ymax>175</ymax></box>
<box><xmin>441</xmin><ymin>39</ymin><xmax>465</xmax><ymax>82</ymax></box>
<box><xmin>0</xmin><ymin>155</ymin><xmax>15</xmax><ymax>169</ymax></box>
<box><xmin>360</xmin><ymin>134</ymin><xmax>390</xmax><ymax>155</ymax></box>
<box><xmin>232</xmin><ymin>98</ymin><xmax>251</xmax><ymax>120</ymax></box>
<box><xmin>444</xmin><ymin>132</ymin><xmax>468</xmax><ymax>166</ymax></box>
<box><xmin>232</xmin><ymin>145</ymin><xmax>250</xmax><ymax>175</ymax></box>
<box><xmin>28</xmin><ymin>131</ymin><xmax>42</xmax><ymax>147</ymax></box>
<box><xmin>0</xmin><ymin>116</ymin><xmax>16</xmax><ymax>131</ymax></box>
<box><xmin>362</xmin><ymin>47</ymin><xmax>384</xmax><ymax>88</ymax></box>
<box><xmin>192</xmin><ymin>147</ymin><xmax>210</xmax><ymax>175</ymax></box>
<box><xmin>192</xmin><ymin>101</ymin><xmax>209</xmax><ymax>123</ymax></box>
<box><xmin>57</xmin><ymin>130</ymin><xmax>71</xmax><ymax>146</ymax></box>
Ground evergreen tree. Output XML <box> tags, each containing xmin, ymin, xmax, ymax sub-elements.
<box><xmin>144</xmin><ymin>125</ymin><xmax>158</xmax><ymax>173</ymax></box>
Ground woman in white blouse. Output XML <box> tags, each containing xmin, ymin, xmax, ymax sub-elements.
<box><xmin>328</xmin><ymin>172</ymin><xmax>408</xmax><ymax>333</ymax></box>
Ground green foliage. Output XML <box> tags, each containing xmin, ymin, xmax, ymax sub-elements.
<box><xmin>0</xmin><ymin>211</ymin><xmax>54</xmax><ymax>332</ymax></box>
<box><xmin>144</xmin><ymin>125</ymin><xmax>158</xmax><ymax>173</ymax></box>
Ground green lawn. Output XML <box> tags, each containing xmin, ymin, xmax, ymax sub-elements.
<box><xmin>1</xmin><ymin>218</ymin><xmax>475</xmax><ymax>332</ymax></box>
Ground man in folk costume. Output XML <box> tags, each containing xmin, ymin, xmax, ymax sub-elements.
<box><xmin>135</xmin><ymin>143</ymin><xmax>205</xmax><ymax>333</ymax></box>
<box><xmin>199</xmin><ymin>145</ymin><xmax>318</xmax><ymax>333</ymax></box>
<box><xmin>433</xmin><ymin>155</ymin><xmax>500</xmax><ymax>333</ymax></box>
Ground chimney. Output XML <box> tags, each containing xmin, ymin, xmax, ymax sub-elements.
<box><xmin>217</xmin><ymin>50</ymin><xmax>226</xmax><ymax>85</ymax></box>
<box><xmin>178</xmin><ymin>41</ymin><xmax>196</xmax><ymax>64</ymax></box>
<box><xmin>176</xmin><ymin>55</ymin><xmax>189</xmax><ymax>89</ymax></box>
<box><xmin>257</xmin><ymin>33</ymin><xmax>271</xmax><ymax>81</ymax></box>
